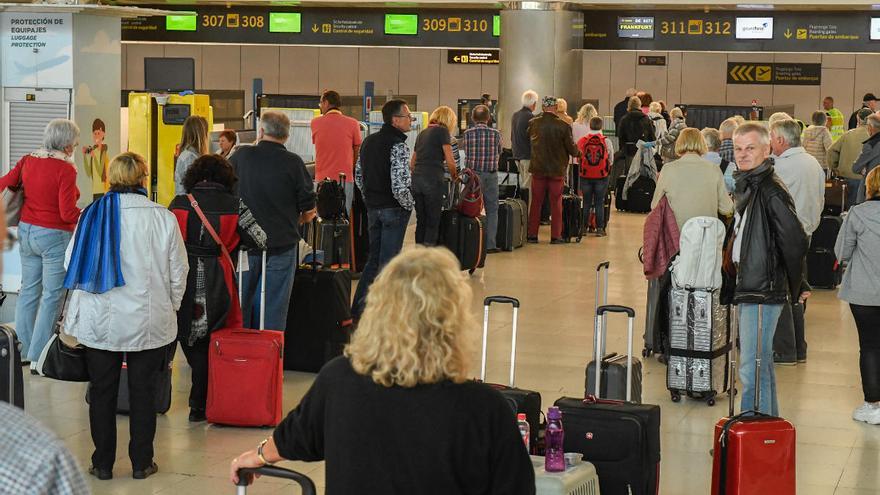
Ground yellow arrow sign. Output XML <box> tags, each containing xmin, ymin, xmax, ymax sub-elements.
<box><xmin>784</xmin><ymin>28</ymin><xmax>792</xmax><ymax>39</ymax></box>
<box><xmin>311</xmin><ymin>24</ymin><xmax>319</xmax><ymax>33</ymax></box>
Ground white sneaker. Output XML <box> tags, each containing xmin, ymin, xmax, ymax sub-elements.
<box><xmin>853</xmin><ymin>403</ymin><xmax>880</xmax><ymax>424</ymax></box>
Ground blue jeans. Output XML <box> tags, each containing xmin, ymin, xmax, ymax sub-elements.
<box><xmin>580</xmin><ymin>178</ymin><xmax>610</xmax><ymax>229</ymax></box>
<box><xmin>241</xmin><ymin>245</ymin><xmax>298</xmax><ymax>331</ymax></box>
<box><xmin>16</xmin><ymin>222</ymin><xmax>72</xmax><ymax>361</ymax></box>
<box><xmin>477</xmin><ymin>171</ymin><xmax>499</xmax><ymax>250</ymax></box>
<box><xmin>849</xmin><ymin>177</ymin><xmax>864</xmax><ymax>206</ymax></box>
<box><xmin>351</xmin><ymin>207</ymin><xmax>411</xmax><ymax>317</ymax></box>
<box><xmin>738</xmin><ymin>303</ymin><xmax>784</xmax><ymax>416</ymax></box>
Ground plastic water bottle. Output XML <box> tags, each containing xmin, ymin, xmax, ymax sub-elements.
<box><xmin>517</xmin><ymin>413</ymin><xmax>530</xmax><ymax>452</ymax></box>
<box><xmin>545</xmin><ymin>406</ymin><xmax>565</xmax><ymax>472</ymax></box>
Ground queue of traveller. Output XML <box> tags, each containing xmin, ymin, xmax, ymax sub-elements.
<box><xmin>3</xmin><ymin>87</ymin><xmax>880</xmax><ymax>494</ymax></box>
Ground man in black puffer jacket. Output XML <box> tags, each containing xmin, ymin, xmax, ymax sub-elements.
<box><xmin>727</xmin><ymin>122</ymin><xmax>808</xmax><ymax>416</ymax></box>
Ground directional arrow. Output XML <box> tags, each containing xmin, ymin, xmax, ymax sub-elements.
<box><xmin>311</xmin><ymin>24</ymin><xmax>319</xmax><ymax>33</ymax></box>
<box><xmin>729</xmin><ymin>65</ymin><xmax>740</xmax><ymax>81</ymax></box>
<box><xmin>784</xmin><ymin>28</ymin><xmax>792</xmax><ymax>39</ymax></box>
<box><xmin>743</xmin><ymin>65</ymin><xmax>754</xmax><ymax>81</ymax></box>
<box><xmin>453</xmin><ymin>56</ymin><xmax>460</xmax><ymax>62</ymax></box>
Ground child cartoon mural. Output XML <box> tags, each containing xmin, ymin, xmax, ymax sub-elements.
<box><xmin>82</xmin><ymin>118</ymin><xmax>109</xmax><ymax>200</ymax></box>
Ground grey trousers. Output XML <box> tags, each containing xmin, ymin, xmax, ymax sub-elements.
<box><xmin>477</xmin><ymin>170</ymin><xmax>499</xmax><ymax>250</ymax></box>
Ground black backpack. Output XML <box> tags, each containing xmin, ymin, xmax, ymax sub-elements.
<box><xmin>316</xmin><ymin>178</ymin><xmax>346</xmax><ymax>220</ymax></box>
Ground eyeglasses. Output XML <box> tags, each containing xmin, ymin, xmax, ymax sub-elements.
<box><xmin>394</xmin><ymin>114</ymin><xmax>417</xmax><ymax>121</ymax></box>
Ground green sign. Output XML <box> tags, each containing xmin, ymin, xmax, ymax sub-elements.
<box><xmin>269</xmin><ymin>12</ymin><xmax>301</xmax><ymax>33</ymax></box>
<box><xmin>493</xmin><ymin>15</ymin><xmax>500</xmax><ymax>37</ymax></box>
<box><xmin>384</xmin><ymin>14</ymin><xmax>418</xmax><ymax>35</ymax></box>
<box><xmin>165</xmin><ymin>12</ymin><xmax>197</xmax><ymax>32</ymax></box>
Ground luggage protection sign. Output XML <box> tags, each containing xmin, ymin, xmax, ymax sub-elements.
<box><xmin>0</xmin><ymin>12</ymin><xmax>72</xmax><ymax>88</ymax></box>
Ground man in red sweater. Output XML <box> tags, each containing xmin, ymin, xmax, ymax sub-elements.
<box><xmin>0</xmin><ymin>118</ymin><xmax>81</xmax><ymax>370</ymax></box>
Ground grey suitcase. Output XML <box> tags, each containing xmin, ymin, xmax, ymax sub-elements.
<box><xmin>643</xmin><ymin>270</ymin><xmax>670</xmax><ymax>360</ymax></box>
<box><xmin>496</xmin><ymin>197</ymin><xmax>527</xmax><ymax>251</ymax></box>
<box><xmin>585</xmin><ymin>262</ymin><xmax>643</xmax><ymax>403</ymax></box>
<box><xmin>0</xmin><ymin>323</ymin><xmax>24</xmax><ymax>408</ymax></box>
<box><xmin>666</xmin><ymin>287</ymin><xmax>731</xmax><ymax>405</ymax></box>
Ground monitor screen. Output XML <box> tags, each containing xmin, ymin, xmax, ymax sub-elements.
<box><xmin>269</xmin><ymin>12</ymin><xmax>301</xmax><ymax>33</ymax></box>
<box><xmin>165</xmin><ymin>13</ymin><xmax>197</xmax><ymax>32</ymax></box>
<box><xmin>384</xmin><ymin>14</ymin><xmax>418</xmax><ymax>35</ymax></box>
<box><xmin>735</xmin><ymin>17</ymin><xmax>774</xmax><ymax>39</ymax></box>
<box><xmin>871</xmin><ymin>18</ymin><xmax>880</xmax><ymax>40</ymax></box>
<box><xmin>617</xmin><ymin>17</ymin><xmax>654</xmax><ymax>39</ymax></box>
<box><xmin>144</xmin><ymin>58</ymin><xmax>195</xmax><ymax>92</ymax></box>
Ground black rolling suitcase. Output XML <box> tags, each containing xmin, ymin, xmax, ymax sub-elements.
<box><xmin>643</xmin><ymin>270</ymin><xmax>670</xmax><ymax>359</ymax></box>
<box><xmin>614</xmin><ymin>175</ymin><xmax>629</xmax><ymax>211</ymax></box>
<box><xmin>284</xmin><ymin>222</ymin><xmax>353</xmax><ymax>373</ymax></box>
<box><xmin>0</xmin><ymin>323</ymin><xmax>24</xmax><ymax>408</ymax></box>
<box><xmin>314</xmin><ymin>217</ymin><xmax>351</xmax><ymax>269</ymax></box>
<box><xmin>557</xmin><ymin>306</ymin><xmax>661</xmax><ymax>495</ymax></box>
<box><xmin>823</xmin><ymin>176</ymin><xmax>848</xmax><ymax>216</ymax></box>
<box><xmin>808</xmin><ymin>215</ymin><xmax>843</xmax><ymax>288</ymax></box>
<box><xmin>561</xmin><ymin>188</ymin><xmax>584</xmax><ymax>243</ymax></box>
<box><xmin>440</xmin><ymin>210</ymin><xmax>487</xmax><ymax>274</ymax></box>
<box><xmin>350</xmin><ymin>185</ymin><xmax>369</xmax><ymax>274</ymax></box>
<box><xmin>624</xmin><ymin>176</ymin><xmax>655</xmax><ymax>213</ymax></box>
<box><xmin>585</xmin><ymin>262</ymin><xmax>643</xmax><ymax>403</ymax></box>
<box><xmin>479</xmin><ymin>296</ymin><xmax>542</xmax><ymax>452</ymax></box>
<box><xmin>497</xmin><ymin>197</ymin><xmax>527</xmax><ymax>251</ymax></box>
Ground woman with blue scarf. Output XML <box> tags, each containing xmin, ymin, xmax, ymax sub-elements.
<box><xmin>63</xmin><ymin>152</ymin><xmax>189</xmax><ymax>481</ymax></box>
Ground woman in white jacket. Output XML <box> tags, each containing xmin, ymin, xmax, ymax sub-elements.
<box><xmin>63</xmin><ymin>152</ymin><xmax>188</xmax><ymax>481</ymax></box>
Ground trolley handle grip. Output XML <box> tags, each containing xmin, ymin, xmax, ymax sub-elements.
<box><xmin>484</xmin><ymin>296</ymin><xmax>520</xmax><ymax>308</ymax></box>
<box><xmin>236</xmin><ymin>466</ymin><xmax>317</xmax><ymax>495</ymax></box>
<box><xmin>596</xmin><ymin>261</ymin><xmax>610</xmax><ymax>272</ymax></box>
<box><xmin>596</xmin><ymin>304</ymin><xmax>635</xmax><ymax>318</ymax></box>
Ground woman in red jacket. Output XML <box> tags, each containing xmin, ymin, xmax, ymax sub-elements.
<box><xmin>0</xmin><ymin>119</ymin><xmax>81</xmax><ymax>371</ymax></box>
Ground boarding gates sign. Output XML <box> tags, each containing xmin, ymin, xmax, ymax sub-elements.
<box><xmin>0</xmin><ymin>13</ymin><xmax>72</xmax><ymax>88</ymax></box>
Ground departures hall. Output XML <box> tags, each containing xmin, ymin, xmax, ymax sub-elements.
<box><xmin>1</xmin><ymin>0</ymin><xmax>879</xmax><ymax>494</ymax></box>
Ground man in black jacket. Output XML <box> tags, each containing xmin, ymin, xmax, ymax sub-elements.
<box><xmin>848</xmin><ymin>93</ymin><xmax>877</xmax><ymax>130</ymax></box>
<box><xmin>231</xmin><ymin>111</ymin><xmax>316</xmax><ymax>331</ymax></box>
<box><xmin>351</xmin><ymin>99</ymin><xmax>415</xmax><ymax>318</ymax></box>
<box><xmin>613</xmin><ymin>88</ymin><xmax>637</xmax><ymax>128</ymax></box>
<box><xmin>729</xmin><ymin>123</ymin><xmax>809</xmax><ymax>416</ymax></box>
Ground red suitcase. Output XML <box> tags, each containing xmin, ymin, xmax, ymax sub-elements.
<box><xmin>711</xmin><ymin>306</ymin><xmax>796</xmax><ymax>495</ymax></box>
<box><xmin>201</xmin><ymin>207</ymin><xmax>284</xmax><ymax>427</ymax></box>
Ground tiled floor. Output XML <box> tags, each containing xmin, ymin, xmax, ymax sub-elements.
<box><xmin>21</xmin><ymin>211</ymin><xmax>880</xmax><ymax>494</ymax></box>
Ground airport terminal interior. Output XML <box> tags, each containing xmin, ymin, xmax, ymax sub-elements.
<box><xmin>2</xmin><ymin>0</ymin><xmax>880</xmax><ymax>494</ymax></box>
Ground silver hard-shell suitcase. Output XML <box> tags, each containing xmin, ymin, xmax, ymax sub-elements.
<box><xmin>666</xmin><ymin>287</ymin><xmax>731</xmax><ymax>405</ymax></box>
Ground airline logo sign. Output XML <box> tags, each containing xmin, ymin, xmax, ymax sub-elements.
<box><xmin>728</xmin><ymin>62</ymin><xmax>820</xmax><ymax>85</ymax></box>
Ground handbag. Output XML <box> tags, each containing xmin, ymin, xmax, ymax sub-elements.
<box><xmin>35</xmin><ymin>291</ymin><xmax>90</xmax><ymax>382</ymax></box>
<box><xmin>4</xmin><ymin>162</ymin><xmax>25</xmax><ymax>227</ymax></box>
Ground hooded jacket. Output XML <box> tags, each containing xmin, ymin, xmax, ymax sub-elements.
<box><xmin>835</xmin><ymin>198</ymin><xmax>880</xmax><ymax>306</ymax></box>
<box><xmin>730</xmin><ymin>160</ymin><xmax>808</xmax><ymax>305</ymax></box>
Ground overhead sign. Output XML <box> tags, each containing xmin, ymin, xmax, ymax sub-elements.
<box><xmin>447</xmin><ymin>49</ymin><xmax>499</xmax><ymax>65</ymax></box>
<box><xmin>122</xmin><ymin>7</ymin><xmax>499</xmax><ymax>48</ymax></box>
<box><xmin>727</xmin><ymin>62</ymin><xmax>821</xmax><ymax>85</ymax></box>
<box><xmin>1</xmin><ymin>13</ymin><xmax>73</xmax><ymax>88</ymax></box>
<box><xmin>585</xmin><ymin>11</ymin><xmax>880</xmax><ymax>53</ymax></box>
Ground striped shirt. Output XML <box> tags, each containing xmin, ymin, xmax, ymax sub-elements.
<box><xmin>719</xmin><ymin>138</ymin><xmax>735</xmax><ymax>164</ymax></box>
<box><xmin>461</xmin><ymin>123</ymin><xmax>503</xmax><ymax>173</ymax></box>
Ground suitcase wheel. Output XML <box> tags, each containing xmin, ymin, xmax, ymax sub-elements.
<box><xmin>670</xmin><ymin>391</ymin><xmax>682</xmax><ymax>403</ymax></box>
<box><xmin>642</xmin><ymin>348</ymin><xmax>653</xmax><ymax>358</ymax></box>
<box><xmin>707</xmin><ymin>397</ymin><xmax>716</xmax><ymax>407</ymax></box>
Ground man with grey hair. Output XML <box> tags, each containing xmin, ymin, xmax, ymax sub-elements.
<box><xmin>769</xmin><ymin>118</ymin><xmax>825</xmax><ymax>366</ymax></box>
<box><xmin>828</xmin><ymin>107</ymin><xmax>874</xmax><ymax>206</ymax></box>
<box><xmin>231</xmin><ymin>111</ymin><xmax>316</xmax><ymax>330</ymax></box>
<box><xmin>729</xmin><ymin>122</ymin><xmax>808</xmax><ymax>415</ymax></box>
<box><xmin>852</xmin><ymin>112</ymin><xmax>880</xmax><ymax>203</ymax></box>
<box><xmin>614</xmin><ymin>87</ymin><xmax>638</xmax><ymax>128</ymax></box>
<box><xmin>702</xmin><ymin>127</ymin><xmax>735</xmax><ymax>193</ymax></box>
<box><xmin>511</xmin><ymin>90</ymin><xmax>539</xmax><ymax>194</ymax></box>
<box><xmin>719</xmin><ymin>118</ymin><xmax>738</xmax><ymax>164</ymax></box>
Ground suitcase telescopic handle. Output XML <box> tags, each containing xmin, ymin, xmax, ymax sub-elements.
<box><xmin>594</xmin><ymin>262</ymin><xmax>610</xmax><ymax>363</ymax></box>
<box><xmin>593</xmin><ymin>304</ymin><xmax>636</xmax><ymax>402</ymax></box>
<box><xmin>235</xmin><ymin>466</ymin><xmax>316</xmax><ymax>495</ymax></box>
<box><xmin>596</xmin><ymin>305</ymin><xmax>635</xmax><ymax>317</ymax></box>
<box><xmin>481</xmin><ymin>296</ymin><xmax>520</xmax><ymax>387</ymax></box>
<box><xmin>484</xmin><ymin>296</ymin><xmax>520</xmax><ymax>308</ymax></box>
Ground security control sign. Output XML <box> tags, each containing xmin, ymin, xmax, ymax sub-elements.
<box><xmin>447</xmin><ymin>49</ymin><xmax>499</xmax><ymax>65</ymax></box>
<box><xmin>727</xmin><ymin>62</ymin><xmax>821</xmax><ymax>85</ymax></box>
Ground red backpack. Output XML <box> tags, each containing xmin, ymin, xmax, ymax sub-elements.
<box><xmin>578</xmin><ymin>134</ymin><xmax>609</xmax><ymax>180</ymax></box>
<box><xmin>456</xmin><ymin>168</ymin><xmax>483</xmax><ymax>218</ymax></box>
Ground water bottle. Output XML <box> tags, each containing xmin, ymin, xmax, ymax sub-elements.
<box><xmin>517</xmin><ymin>413</ymin><xmax>530</xmax><ymax>452</ymax></box>
<box><xmin>545</xmin><ymin>406</ymin><xmax>565</xmax><ymax>472</ymax></box>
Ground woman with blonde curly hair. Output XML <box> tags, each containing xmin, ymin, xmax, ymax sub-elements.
<box><xmin>230</xmin><ymin>247</ymin><xmax>534</xmax><ymax>494</ymax></box>
<box><xmin>411</xmin><ymin>106</ymin><xmax>460</xmax><ymax>245</ymax></box>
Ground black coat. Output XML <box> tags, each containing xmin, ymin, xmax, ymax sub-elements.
<box><xmin>617</xmin><ymin>110</ymin><xmax>655</xmax><ymax>156</ymax></box>
<box><xmin>613</xmin><ymin>97</ymin><xmax>630</xmax><ymax>128</ymax></box>
<box><xmin>731</xmin><ymin>164</ymin><xmax>808</xmax><ymax>305</ymax></box>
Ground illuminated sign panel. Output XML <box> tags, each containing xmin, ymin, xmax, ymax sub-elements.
<box><xmin>269</xmin><ymin>12</ymin><xmax>301</xmax><ymax>33</ymax></box>
<box><xmin>384</xmin><ymin>14</ymin><xmax>418</xmax><ymax>35</ymax></box>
